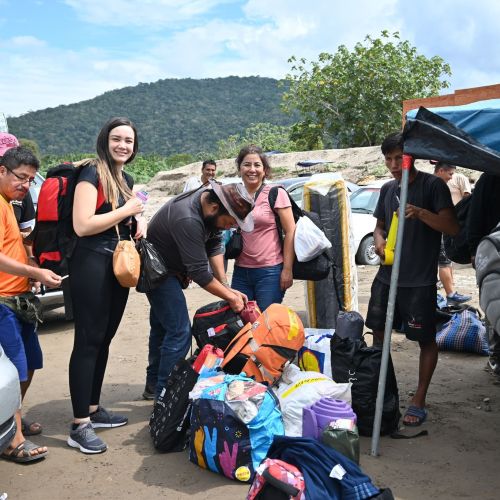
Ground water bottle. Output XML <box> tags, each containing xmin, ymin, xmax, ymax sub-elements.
<box><xmin>135</xmin><ymin>190</ymin><xmax>148</xmax><ymax>220</ymax></box>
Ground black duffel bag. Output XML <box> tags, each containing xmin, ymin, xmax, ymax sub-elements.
<box><xmin>330</xmin><ymin>335</ymin><xmax>401</xmax><ymax>436</ymax></box>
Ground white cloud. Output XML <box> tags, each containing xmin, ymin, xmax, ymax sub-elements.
<box><xmin>9</xmin><ymin>35</ymin><xmax>46</xmax><ymax>47</ymax></box>
<box><xmin>64</xmin><ymin>0</ymin><xmax>235</xmax><ymax>27</ymax></box>
<box><xmin>2</xmin><ymin>0</ymin><xmax>500</xmax><ymax>116</ymax></box>
<box><xmin>0</xmin><ymin>38</ymin><xmax>166</xmax><ymax>116</ymax></box>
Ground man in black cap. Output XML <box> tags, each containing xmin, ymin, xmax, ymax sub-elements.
<box><xmin>143</xmin><ymin>180</ymin><xmax>254</xmax><ymax>399</ymax></box>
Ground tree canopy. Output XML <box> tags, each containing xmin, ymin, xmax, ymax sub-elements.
<box><xmin>216</xmin><ymin>122</ymin><xmax>297</xmax><ymax>158</ymax></box>
<box><xmin>9</xmin><ymin>77</ymin><xmax>294</xmax><ymax>156</ymax></box>
<box><xmin>282</xmin><ymin>31</ymin><xmax>452</xmax><ymax>148</ymax></box>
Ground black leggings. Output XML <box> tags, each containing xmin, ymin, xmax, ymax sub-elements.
<box><xmin>68</xmin><ymin>245</ymin><xmax>129</xmax><ymax>418</ymax></box>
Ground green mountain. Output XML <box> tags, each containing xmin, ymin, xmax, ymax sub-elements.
<box><xmin>8</xmin><ymin>76</ymin><xmax>293</xmax><ymax>156</ymax></box>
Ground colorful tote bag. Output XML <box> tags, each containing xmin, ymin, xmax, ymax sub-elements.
<box><xmin>189</xmin><ymin>374</ymin><xmax>285</xmax><ymax>482</ymax></box>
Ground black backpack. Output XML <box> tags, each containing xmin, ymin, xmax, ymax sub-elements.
<box><xmin>330</xmin><ymin>336</ymin><xmax>401</xmax><ymax>436</ymax></box>
<box><xmin>443</xmin><ymin>195</ymin><xmax>472</xmax><ymax>264</ymax></box>
<box><xmin>191</xmin><ymin>300</ymin><xmax>245</xmax><ymax>351</ymax></box>
<box><xmin>149</xmin><ymin>358</ymin><xmax>199</xmax><ymax>452</ymax></box>
<box><xmin>268</xmin><ymin>186</ymin><xmax>332</xmax><ymax>281</ymax></box>
<box><xmin>32</xmin><ymin>162</ymin><xmax>105</xmax><ymax>275</ymax></box>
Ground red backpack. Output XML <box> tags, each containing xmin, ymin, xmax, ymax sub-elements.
<box><xmin>32</xmin><ymin>162</ymin><xmax>105</xmax><ymax>275</ymax></box>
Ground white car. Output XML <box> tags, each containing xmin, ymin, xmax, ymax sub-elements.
<box><xmin>349</xmin><ymin>180</ymin><xmax>391</xmax><ymax>265</ymax></box>
<box><xmin>282</xmin><ymin>177</ymin><xmax>390</xmax><ymax>266</ymax></box>
<box><xmin>0</xmin><ymin>344</ymin><xmax>21</xmax><ymax>454</ymax></box>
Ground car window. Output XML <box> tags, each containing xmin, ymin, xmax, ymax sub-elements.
<box><xmin>350</xmin><ymin>188</ymin><xmax>380</xmax><ymax>213</ymax></box>
<box><xmin>288</xmin><ymin>185</ymin><xmax>304</xmax><ymax>208</ymax></box>
<box><xmin>29</xmin><ymin>172</ymin><xmax>45</xmax><ymax>205</ymax></box>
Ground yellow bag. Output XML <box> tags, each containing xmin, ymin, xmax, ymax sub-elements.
<box><xmin>113</xmin><ymin>238</ymin><xmax>140</xmax><ymax>288</ymax></box>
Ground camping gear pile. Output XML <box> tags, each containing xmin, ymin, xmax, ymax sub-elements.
<box><xmin>149</xmin><ymin>300</ymin><xmax>395</xmax><ymax>499</ymax></box>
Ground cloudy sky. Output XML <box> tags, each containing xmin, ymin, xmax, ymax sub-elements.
<box><xmin>1</xmin><ymin>0</ymin><xmax>499</xmax><ymax>117</ymax></box>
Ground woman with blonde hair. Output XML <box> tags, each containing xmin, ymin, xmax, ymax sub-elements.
<box><xmin>67</xmin><ymin>117</ymin><xmax>146</xmax><ymax>454</ymax></box>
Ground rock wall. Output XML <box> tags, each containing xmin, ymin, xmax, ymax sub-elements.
<box><xmin>146</xmin><ymin>146</ymin><xmax>385</xmax><ymax>195</ymax></box>
<box><xmin>145</xmin><ymin>145</ymin><xmax>478</xmax><ymax>196</ymax></box>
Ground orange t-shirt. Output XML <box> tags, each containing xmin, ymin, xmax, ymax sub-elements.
<box><xmin>0</xmin><ymin>195</ymin><xmax>29</xmax><ymax>296</ymax></box>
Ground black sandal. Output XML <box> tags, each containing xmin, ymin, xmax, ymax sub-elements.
<box><xmin>1</xmin><ymin>440</ymin><xmax>48</xmax><ymax>463</ymax></box>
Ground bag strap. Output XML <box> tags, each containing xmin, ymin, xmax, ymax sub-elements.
<box><xmin>254</xmin><ymin>183</ymin><xmax>267</xmax><ymax>201</ymax></box>
<box><xmin>174</xmin><ymin>182</ymin><xmax>207</xmax><ymax>203</ymax></box>
<box><xmin>111</xmin><ymin>198</ymin><xmax>127</xmax><ymax>242</ymax></box>
<box><xmin>222</xmin><ymin>323</ymin><xmax>254</xmax><ymax>365</ymax></box>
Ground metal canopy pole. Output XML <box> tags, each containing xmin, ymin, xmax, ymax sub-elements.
<box><xmin>370</xmin><ymin>154</ymin><xmax>412</xmax><ymax>456</ymax></box>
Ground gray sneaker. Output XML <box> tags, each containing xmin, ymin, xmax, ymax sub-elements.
<box><xmin>90</xmin><ymin>406</ymin><xmax>128</xmax><ymax>428</ymax></box>
<box><xmin>67</xmin><ymin>422</ymin><xmax>107</xmax><ymax>454</ymax></box>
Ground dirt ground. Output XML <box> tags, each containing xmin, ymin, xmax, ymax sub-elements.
<box><xmin>1</xmin><ymin>264</ymin><xmax>499</xmax><ymax>499</ymax></box>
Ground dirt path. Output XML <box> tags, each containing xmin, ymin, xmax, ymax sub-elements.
<box><xmin>1</xmin><ymin>266</ymin><xmax>499</xmax><ymax>499</ymax></box>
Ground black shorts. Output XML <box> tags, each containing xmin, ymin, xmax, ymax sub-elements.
<box><xmin>438</xmin><ymin>240</ymin><xmax>451</xmax><ymax>267</ymax></box>
<box><xmin>366</xmin><ymin>278</ymin><xmax>437</xmax><ymax>343</ymax></box>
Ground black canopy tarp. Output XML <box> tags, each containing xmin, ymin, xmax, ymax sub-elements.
<box><xmin>403</xmin><ymin>107</ymin><xmax>500</xmax><ymax>175</ymax></box>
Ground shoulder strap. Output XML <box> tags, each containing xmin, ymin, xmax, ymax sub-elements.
<box><xmin>268</xmin><ymin>186</ymin><xmax>285</xmax><ymax>244</ymax></box>
<box><xmin>268</xmin><ymin>185</ymin><xmax>303</xmax><ymax>245</ymax></box>
<box><xmin>269</xmin><ymin>185</ymin><xmax>303</xmax><ymax>220</ymax></box>
<box><xmin>222</xmin><ymin>323</ymin><xmax>253</xmax><ymax>363</ymax></box>
<box><xmin>250</xmin><ymin>183</ymin><xmax>267</xmax><ymax>204</ymax></box>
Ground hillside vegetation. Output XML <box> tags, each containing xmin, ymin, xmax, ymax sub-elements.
<box><xmin>9</xmin><ymin>76</ymin><xmax>293</xmax><ymax>156</ymax></box>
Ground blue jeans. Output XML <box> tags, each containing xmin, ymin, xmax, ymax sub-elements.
<box><xmin>232</xmin><ymin>264</ymin><xmax>284</xmax><ymax>312</ymax></box>
<box><xmin>146</xmin><ymin>276</ymin><xmax>192</xmax><ymax>398</ymax></box>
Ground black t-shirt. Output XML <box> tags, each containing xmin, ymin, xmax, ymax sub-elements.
<box><xmin>12</xmin><ymin>191</ymin><xmax>36</xmax><ymax>229</ymax></box>
<box><xmin>374</xmin><ymin>171</ymin><xmax>453</xmax><ymax>287</ymax></box>
<box><xmin>75</xmin><ymin>164</ymin><xmax>134</xmax><ymax>254</ymax></box>
<box><xmin>147</xmin><ymin>190</ymin><xmax>223</xmax><ymax>287</ymax></box>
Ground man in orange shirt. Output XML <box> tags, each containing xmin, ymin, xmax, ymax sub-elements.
<box><xmin>0</xmin><ymin>142</ymin><xmax>62</xmax><ymax>463</ymax></box>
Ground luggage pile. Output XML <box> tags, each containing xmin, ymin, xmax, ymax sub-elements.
<box><xmin>149</xmin><ymin>300</ymin><xmax>394</xmax><ymax>498</ymax></box>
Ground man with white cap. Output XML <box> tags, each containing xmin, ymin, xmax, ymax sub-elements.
<box><xmin>143</xmin><ymin>180</ymin><xmax>254</xmax><ymax>399</ymax></box>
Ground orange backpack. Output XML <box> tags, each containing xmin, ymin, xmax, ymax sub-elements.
<box><xmin>222</xmin><ymin>303</ymin><xmax>305</xmax><ymax>384</ymax></box>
